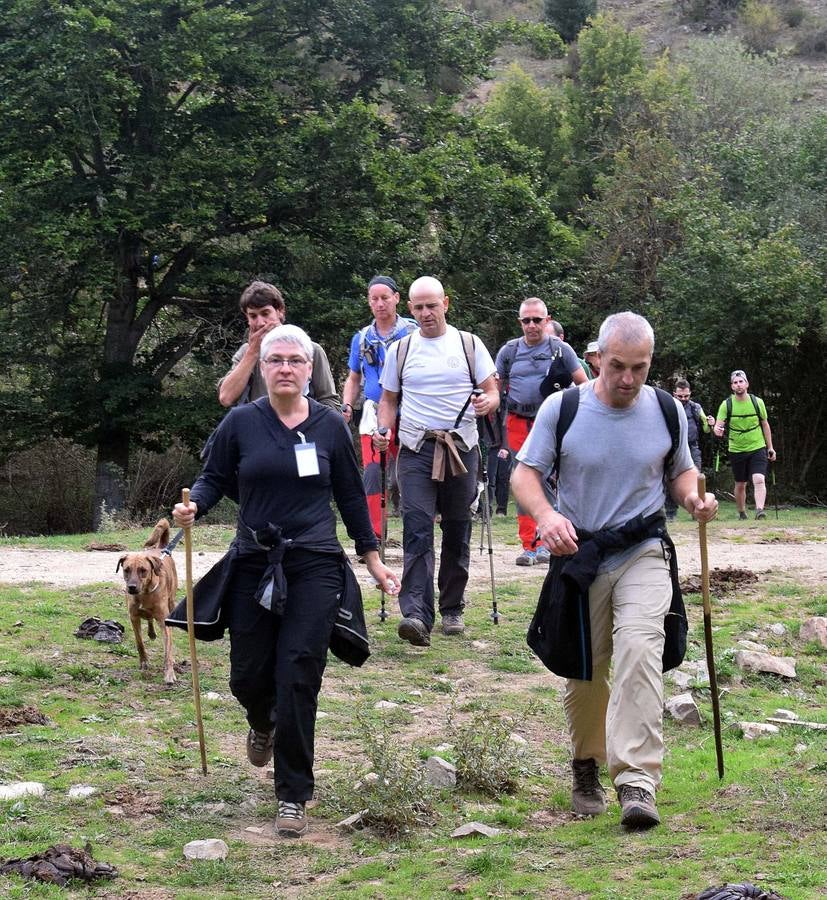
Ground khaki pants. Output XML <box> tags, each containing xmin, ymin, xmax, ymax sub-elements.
<box><xmin>563</xmin><ymin>542</ymin><xmax>672</xmax><ymax>795</ymax></box>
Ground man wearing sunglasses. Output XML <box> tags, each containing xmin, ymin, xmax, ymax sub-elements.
<box><xmin>713</xmin><ymin>370</ymin><xmax>777</xmax><ymax>520</ymax></box>
<box><xmin>496</xmin><ymin>298</ymin><xmax>587</xmax><ymax>566</ymax></box>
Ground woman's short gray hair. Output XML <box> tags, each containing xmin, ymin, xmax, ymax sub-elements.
<box><xmin>260</xmin><ymin>324</ymin><xmax>314</xmax><ymax>362</ymax></box>
<box><xmin>598</xmin><ymin>312</ymin><xmax>655</xmax><ymax>354</ymax></box>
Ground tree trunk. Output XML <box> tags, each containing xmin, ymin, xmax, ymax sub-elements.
<box><xmin>92</xmin><ymin>427</ymin><xmax>131</xmax><ymax>528</ymax></box>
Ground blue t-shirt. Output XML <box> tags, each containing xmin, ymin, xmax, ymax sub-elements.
<box><xmin>348</xmin><ymin>316</ymin><xmax>416</xmax><ymax>402</ymax></box>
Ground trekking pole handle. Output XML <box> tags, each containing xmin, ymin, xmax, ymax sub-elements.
<box><xmin>378</xmin><ymin>426</ymin><xmax>389</xmax><ymax>436</ymax></box>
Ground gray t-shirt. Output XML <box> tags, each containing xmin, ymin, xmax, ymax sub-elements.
<box><xmin>495</xmin><ymin>336</ymin><xmax>580</xmax><ymax>417</ymax></box>
<box><xmin>518</xmin><ymin>382</ymin><xmax>693</xmax><ymax>535</ymax></box>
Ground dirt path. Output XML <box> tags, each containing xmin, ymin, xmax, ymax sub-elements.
<box><xmin>0</xmin><ymin>527</ymin><xmax>824</xmax><ymax>589</ymax></box>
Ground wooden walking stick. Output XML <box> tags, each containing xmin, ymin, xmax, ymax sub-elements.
<box><xmin>697</xmin><ymin>474</ymin><xmax>724</xmax><ymax>780</ymax></box>
<box><xmin>182</xmin><ymin>488</ymin><xmax>208</xmax><ymax>775</ymax></box>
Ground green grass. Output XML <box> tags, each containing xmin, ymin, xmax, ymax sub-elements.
<box><xmin>1</xmin><ymin>514</ymin><xmax>826</xmax><ymax>898</ymax></box>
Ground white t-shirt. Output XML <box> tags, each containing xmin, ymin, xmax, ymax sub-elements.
<box><xmin>381</xmin><ymin>325</ymin><xmax>496</xmax><ymax>451</ymax></box>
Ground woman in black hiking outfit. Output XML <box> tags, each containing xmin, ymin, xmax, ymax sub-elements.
<box><xmin>173</xmin><ymin>324</ymin><xmax>398</xmax><ymax>838</ymax></box>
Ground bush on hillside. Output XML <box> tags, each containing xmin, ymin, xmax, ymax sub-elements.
<box><xmin>543</xmin><ymin>0</ymin><xmax>597</xmax><ymax>42</ymax></box>
<box><xmin>739</xmin><ymin>0</ymin><xmax>785</xmax><ymax>53</ymax></box>
<box><xmin>676</xmin><ymin>0</ymin><xmax>742</xmax><ymax>28</ymax></box>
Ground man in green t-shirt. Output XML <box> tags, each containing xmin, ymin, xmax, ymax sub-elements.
<box><xmin>713</xmin><ymin>369</ymin><xmax>777</xmax><ymax>520</ymax></box>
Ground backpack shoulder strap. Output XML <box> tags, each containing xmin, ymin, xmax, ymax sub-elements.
<box><xmin>358</xmin><ymin>325</ymin><xmax>371</xmax><ymax>359</ymax></box>
<box><xmin>725</xmin><ymin>395</ymin><xmax>732</xmax><ymax>422</ymax></box>
<box><xmin>552</xmin><ymin>387</ymin><xmax>580</xmax><ymax>480</ymax></box>
<box><xmin>459</xmin><ymin>330</ymin><xmax>478</xmax><ymax>387</ymax></box>
<box><xmin>396</xmin><ymin>332</ymin><xmax>413</xmax><ymax>385</ymax></box>
<box><xmin>749</xmin><ymin>393</ymin><xmax>762</xmax><ymax>420</ymax></box>
<box><xmin>654</xmin><ymin>387</ymin><xmax>681</xmax><ymax>470</ymax></box>
<box><xmin>499</xmin><ymin>338</ymin><xmax>520</xmax><ymax>381</ymax></box>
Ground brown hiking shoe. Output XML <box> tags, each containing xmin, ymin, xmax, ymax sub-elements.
<box><xmin>276</xmin><ymin>800</ymin><xmax>308</xmax><ymax>837</ymax></box>
<box><xmin>571</xmin><ymin>758</ymin><xmax>607</xmax><ymax>816</ymax></box>
<box><xmin>398</xmin><ymin>617</ymin><xmax>430</xmax><ymax>647</ymax></box>
<box><xmin>618</xmin><ymin>785</ymin><xmax>660</xmax><ymax>829</ymax></box>
<box><xmin>441</xmin><ymin>614</ymin><xmax>465</xmax><ymax>636</ymax></box>
<box><xmin>246</xmin><ymin>728</ymin><xmax>274</xmax><ymax>767</ymax></box>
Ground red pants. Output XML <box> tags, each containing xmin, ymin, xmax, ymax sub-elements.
<box><xmin>506</xmin><ymin>413</ymin><xmax>537</xmax><ymax>550</ymax></box>
<box><xmin>361</xmin><ymin>433</ymin><xmax>398</xmax><ymax>538</ymax></box>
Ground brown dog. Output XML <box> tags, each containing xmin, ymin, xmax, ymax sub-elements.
<box><xmin>116</xmin><ymin>519</ymin><xmax>179</xmax><ymax>685</ymax></box>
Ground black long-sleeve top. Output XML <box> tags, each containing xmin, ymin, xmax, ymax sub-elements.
<box><xmin>192</xmin><ymin>397</ymin><xmax>379</xmax><ymax>558</ymax></box>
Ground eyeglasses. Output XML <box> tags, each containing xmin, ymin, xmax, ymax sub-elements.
<box><xmin>730</xmin><ymin>369</ymin><xmax>746</xmax><ymax>379</ymax></box>
<box><xmin>520</xmin><ymin>317</ymin><xmax>545</xmax><ymax>325</ymax></box>
<box><xmin>263</xmin><ymin>356</ymin><xmax>308</xmax><ymax>368</ymax></box>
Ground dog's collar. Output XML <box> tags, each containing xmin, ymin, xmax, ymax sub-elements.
<box><xmin>146</xmin><ymin>579</ymin><xmax>161</xmax><ymax>593</ymax></box>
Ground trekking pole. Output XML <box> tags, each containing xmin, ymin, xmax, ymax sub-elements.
<box><xmin>478</xmin><ymin>446</ymin><xmax>500</xmax><ymax>625</ymax></box>
<box><xmin>771</xmin><ymin>461</ymin><xmax>779</xmax><ymax>520</ymax></box>
<box><xmin>377</xmin><ymin>427</ymin><xmax>389</xmax><ymax>622</ymax></box>
<box><xmin>697</xmin><ymin>474</ymin><xmax>724</xmax><ymax>780</ymax></box>
<box><xmin>181</xmin><ymin>488</ymin><xmax>208</xmax><ymax>776</ymax></box>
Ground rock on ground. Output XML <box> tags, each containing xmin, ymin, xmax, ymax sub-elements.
<box><xmin>182</xmin><ymin>839</ymin><xmax>228</xmax><ymax>861</ymax></box>
<box><xmin>740</xmin><ymin>722</ymin><xmax>780</xmax><ymax>740</ymax></box>
<box><xmin>425</xmin><ymin>756</ymin><xmax>457</xmax><ymax>789</ymax></box>
<box><xmin>800</xmin><ymin>616</ymin><xmax>827</xmax><ymax>649</ymax></box>
<box><xmin>734</xmin><ymin>650</ymin><xmax>797</xmax><ymax>679</ymax></box>
<box><xmin>665</xmin><ymin>692</ymin><xmax>702</xmax><ymax>726</ymax></box>
<box><xmin>0</xmin><ymin>782</ymin><xmax>45</xmax><ymax>801</ymax></box>
<box><xmin>451</xmin><ymin>822</ymin><xmax>501</xmax><ymax>838</ymax></box>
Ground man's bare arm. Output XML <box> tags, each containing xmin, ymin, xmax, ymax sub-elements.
<box><xmin>218</xmin><ymin>347</ymin><xmax>259</xmax><ymax>407</ymax></box>
<box><xmin>341</xmin><ymin>370</ymin><xmax>362</xmax><ymax>423</ymax></box>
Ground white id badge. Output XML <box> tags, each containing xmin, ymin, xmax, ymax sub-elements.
<box><xmin>294</xmin><ymin>432</ymin><xmax>320</xmax><ymax>477</ymax></box>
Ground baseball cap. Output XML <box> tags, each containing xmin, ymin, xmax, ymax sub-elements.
<box><xmin>584</xmin><ymin>341</ymin><xmax>600</xmax><ymax>355</ymax></box>
<box><xmin>730</xmin><ymin>369</ymin><xmax>747</xmax><ymax>380</ymax></box>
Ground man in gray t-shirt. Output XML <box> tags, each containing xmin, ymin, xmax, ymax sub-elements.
<box><xmin>512</xmin><ymin>311</ymin><xmax>717</xmax><ymax>831</ymax></box>
<box><xmin>495</xmin><ymin>297</ymin><xmax>586</xmax><ymax>567</ymax></box>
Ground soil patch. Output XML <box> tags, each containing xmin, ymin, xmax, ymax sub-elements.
<box><xmin>104</xmin><ymin>788</ymin><xmax>163</xmax><ymax>818</ymax></box>
<box><xmin>680</xmin><ymin>567</ymin><xmax>759</xmax><ymax>595</ymax></box>
<box><xmin>0</xmin><ymin>705</ymin><xmax>49</xmax><ymax>730</ymax></box>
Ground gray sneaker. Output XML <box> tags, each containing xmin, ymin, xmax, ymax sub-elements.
<box><xmin>617</xmin><ymin>785</ymin><xmax>660</xmax><ymax>829</ymax></box>
<box><xmin>755</xmin><ymin>509</ymin><xmax>766</xmax><ymax>520</ymax></box>
<box><xmin>571</xmin><ymin>758</ymin><xmax>607</xmax><ymax>816</ymax></box>
<box><xmin>397</xmin><ymin>617</ymin><xmax>430</xmax><ymax>647</ymax></box>
<box><xmin>441</xmin><ymin>614</ymin><xmax>465</xmax><ymax>636</ymax></box>
<box><xmin>246</xmin><ymin>728</ymin><xmax>274</xmax><ymax>767</ymax></box>
<box><xmin>276</xmin><ymin>800</ymin><xmax>308</xmax><ymax>837</ymax></box>
<box><xmin>515</xmin><ymin>549</ymin><xmax>537</xmax><ymax>566</ymax></box>
<box><xmin>535</xmin><ymin>546</ymin><xmax>551</xmax><ymax>565</ymax></box>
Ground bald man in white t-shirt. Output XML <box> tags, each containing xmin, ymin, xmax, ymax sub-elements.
<box><xmin>372</xmin><ymin>277</ymin><xmax>499</xmax><ymax>646</ymax></box>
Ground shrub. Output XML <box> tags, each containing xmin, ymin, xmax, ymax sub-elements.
<box><xmin>323</xmin><ymin>714</ymin><xmax>436</xmax><ymax>834</ymax></box>
<box><xmin>543</xmin><ymin>0</ymin><xmax>597</xmax><ymax>43</ymax></box>
<box><xmin>449</xmin><ymin>705</ymin><xmax>529</xmax><ymax>795</ymax></box>
<box><xmin>775</xmin><ymin>0</ymin><xmax>806</xmax><ymax>28</ymax></box>
<box><xmin>795</xmin><ymin>22</ymin><xmax>827</xmax><ymax>55</ymax></box>
<box><xmin>739</xmin><ymin>0</ymin><xmax>785</xmax><ymax>54</ymax></box>
<box><xmin>676</xmin><ymin>0</ymin><xmax>742</xmax><ymax>27</ymax></box>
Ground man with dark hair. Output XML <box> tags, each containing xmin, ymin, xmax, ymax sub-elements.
<box><xmin>664</xmin><ymin>379</ymin><xmax>714</xmax><ymax>521</ymax></box>
<box><xmin>713</xmin><ymin>370</ymin><xmax>777</xmax><ymax>520</ymax></box>
<box><xmin>512</xmin><ymin>311</ymin><xmax>717</xmax><ymax>830</ymax></box>
<box><xmin>218</xmin><ymin>280</ymin><xmax>339</xmax><ymax>410</ymax></box>
<box><xmin>341</xmin><ymin>276</ymin><xmax>416</xmax><ymax>538</ymax></box>
<box><xmin>496</xmin><ymin>297</ymin><xmax>586</xmax><ymax>567</ymax></box>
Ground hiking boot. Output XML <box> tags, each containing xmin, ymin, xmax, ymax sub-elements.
<box><xmin>495</xmin><ymin>509</ymin><xmax>507</xmax><ymax>518</ymax></box>
<box><xmin>571</xmin><ymin>758</ymin><xmax>607</xmax><ymax>817</ymax></box>
<box><xmin>535</xmin><ymin>546</ymin><xmax>551</xmax><ymax>565</ymax></box>
<box><xmin>755</xmin><ymin>509</ymin><xmax>766</xmax><ymax>520</ymax></box>
<box><xmin>398</xmin><ymin>617</ymin><xmax>430</xmax><ymax>647</ymax></box>
<box><xmin>617</xmin><ymin>785</ymin><xmax>660</xmax><ymax>829</ymax></box>
<box><xmin>516</xmin><ymin>549</ymin><xmax>536</xmax><ymax>567</ymax></box>
<box><xmin>246</xmin><ymin>728</ymin><xmax>274</xmax><ymax>767</ymax></box>
<box><xmin>276</xmin><ymin>800</ymin><xmax>308</xmax><ymax>837</ymax></box>
<box><xmin>441</xmin><ymin>614</ymin><xmax>465</xmax><ymax>636</ymax></box>
<box><xmin>738</xmin><ymin>511</ymin><xmax>748</xmax><ymax>521</ymax></box>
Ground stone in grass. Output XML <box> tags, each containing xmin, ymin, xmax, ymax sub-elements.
<box><xmin>736</xmin><ymin>639</ymin><xmax>769</xmax><ymax>652</ymax></box>
<box><xmin>740</xmin><ymin>722</ymin><xmax>780</xmax><ymax>740</ymax></box>
<box><xmin>336</xmin><ymin>809</ymin><xmax>369</xmax><ymax>832</ymax></box>
<box><xmin>67</xmin><ymin>785</ymin><xmax>97</xmax><ymax>800</ymax></box>
<box><xmin>669</xmin><ymin>669</ymin><xmax>695</xmax><ymax>691</ymax></box>
<box><xmin>664</xmin><ymin>692</ymin><xmax>702</xmax><ymax>726</ymax></box>
<box><xmin>508</xmin><ymin>733</ymin><xmax>528</xmax><ymax>746</ymax></box>
<box><xmin>768</xmin><ymin>623</ymin><xmax>787</xmax><ymax>637</ymax></box>
<box><xmin>373</xmin><ymin>700</ymin><xmax>399</xmax><ymax>710</ymax></box>
<box><xmin>800</xmin><ymin>616</ymin><xmax>827</xmax><ymax>649</ymax></box>
<box><xmin>773</xmin><ymin>709</ymin><xmax>799</xmax><ymax>721</ymax></box>
<box><xmin>425</xmin><ymin>756</ymin><xmax>457</xmax><ymax>789</ymax></box>
<box><xmin>0</xmin><ymin>782</ymin><xmax>45</xmax><ymax>801</ymax></box>
<box><xmin>183</xmin><ymin>839</ymin><xmax>229</xmax><ymax>861</ymax></box>
<box><xmin>451</xmin><ymin>822</ymin><xmax>502</xmax><ymax>839</ymax></box>
<box><xmin>204</xmin><ymin>692</ymin><xmax>222</xmax><ymax>701</ymax></box>
<box><xmin>734</xmin><ymin>650</ymin><xmax>797</xmax><ymax>679</ymax></box>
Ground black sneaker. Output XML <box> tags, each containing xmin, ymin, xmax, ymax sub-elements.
<box><xmin>246</xmin><ymin>728</ymin><xmax>274</xmax><ymax>767</ymax></box>
<box><xmin>617</xmin><ymin>785</ymin><xmax>660</xmax><ymax>829</ymax></box>
<box><xmin>397</xmin><ymin>617</ymin><xmax>430</xmax><ymax>647</ymax></box>
<box><xmin>738</xmin><ymin>511</ymin><xmax>748</xmax><ymax>521</ymax></box>
<box><xmin>571</xmin><ymin>758</ymin><xmax>607</xmax><ymax>816</ymax></box>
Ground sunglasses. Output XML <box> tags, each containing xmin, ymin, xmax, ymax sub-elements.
<box><xmin>519</xmin><ymin>317</ymin><xmax>545</xmax><ymax>325</ymax></box>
